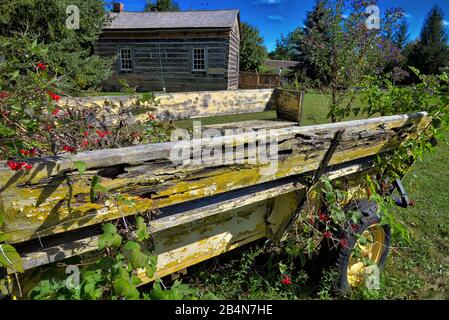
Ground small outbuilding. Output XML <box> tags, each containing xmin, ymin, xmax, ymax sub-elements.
<box><xmin>95</xmin><ymin>4</ymin><xmax>241</xmax><ymax>92</ymax></box>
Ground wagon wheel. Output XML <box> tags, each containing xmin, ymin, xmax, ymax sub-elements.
<box><xmin>318</xmin><ymin>199</ymin><xmax>391</xmax><ymax>294</ymax></box>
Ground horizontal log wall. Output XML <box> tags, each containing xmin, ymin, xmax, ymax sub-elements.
<box><xmin>0</xmin><ymin>113</ymin><xmax>431</xmax><ymax>246</ymax></box>
<box><xmin>95</xmin><ymin>28</ymin><xmax>239</xmax><ymax>92</ymax></box>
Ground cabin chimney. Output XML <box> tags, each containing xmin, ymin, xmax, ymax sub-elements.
<box><xmin>112</xmin><ymin>3</ymin><xmax>124</xmax><ymax>13</ymax></box>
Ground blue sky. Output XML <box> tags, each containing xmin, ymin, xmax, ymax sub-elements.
<box><xmin>110</xmin><ymin>0</ymin><xmax>449</xmax><ymax>52</ymax></box>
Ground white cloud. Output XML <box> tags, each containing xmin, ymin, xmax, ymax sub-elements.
<box><xmin>443</xmin><ymin>20</ymin><xmax>449</xmax><ymax>26</ymax></box>
<box><xmin>254</xmin><ymin>0</ymin><xmax>285</xmax><ymax>5</ymax></box>
<box><xmin>267</xmin><ymin>15</ymin><xmax>284</xmax><ymax>22</ymax></box>
<box><xmin>404</xmin><ymin>13</ymin><xmax>413</xmax><ymax>18</ymax></box>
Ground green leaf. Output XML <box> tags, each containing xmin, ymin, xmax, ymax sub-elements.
<box><xmin>98</xmin><ymin>223</ymin><xmax>122</xmax><ymax>250</ymax></box>
<box><xmin>113</xmin><ymin>278</ymin><xmax>140</xmax><ymax>300</ymax></box>
<box><xmin>320</xmin><ymin>176</ymin><xmax>332</xmax><ymax>191</ymax></box>
<box><xmin>0</xmin><ymin>244</ymin><xmax>24</xmax><ymax>273</ymax></box>
<box><xmin>74</xmin><ymin>161</ymin><xmax>87</xmax><ymax>176</ymax></box>
<box><xmin>123</xmin><ymin>241</ymin><xmax>140</xmax><ymax>251</ymax></box>
<box><xmin>102</xmin><ymin>223</ymin><xmax>117</xmax><ymax>234</ymax></box>
<box><xmin>90</xmin><ymin>175</ymin><xmax>108</xmax><ymax>202</ymax></box>
<box><xmin>146</xmin><ymin>256</ymin><xmax>158</xmax><ymax>278</ymax></box>
<box><xmin>131</xmin><ymin>276</ymin><xmax>142</xmax><ymax>286</ymax></box>
<box><xmin>98</xmin><ymin>233</ymin><xmax>122</xmax><ymax>250</ymax></box>
<box><xmin>93</xmin><ymin>183</ymin><xmax>108</xmax><ymax>193</ymax></box>
<box><xmin>325</xmin><ymin>192</ymin><xmax>336</xmax><ymax>203</ymax></box>
<box><xmin>136</xmin><ymin>216</ymin><xmax>149</xmax><ymax>242</ymax></box>
<box><xmin>127</xmin><ymin>249</ymin><xmax>148</xmax><ymax>269</ymax></box>
<box><xmin>0</xmin><ymin>233</ymin><xmax>12</xmax><ymax>242</ymax></box>
<box><xmin>123</xmin><ymin>241</ymin><xmax>148</xmax><ymax>269</ymax></box>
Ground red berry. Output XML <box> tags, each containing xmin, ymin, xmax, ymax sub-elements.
<box><xmin>0</xmin><ymin>91</ymin><xmax>9</xmax><ymax>99</ymax></box>
<box><xmin>37</xmin><ymin>62</ymin><xmax>46</xmax><ymax>71</ymax></box>
<box><xmin>323</xmin><ymin>231</ymin><xmax>333</xmax><ymax>239</ymax></box>
<box><xmin>281</xmin><ymin>275</ymin><xmax>292</xmax><ymax>285</ymax></box>
<box><xmin>339</xmin><ymin>238</ymin><xmax>349</xmax><ymax>248</ymax></box>
<box><xmin>7</xmin><ymin>160</ymin><xmax>19</xmax><ymax>171</ymax></box>
<box><xmin>319</xmin><ymin>213</ymin><xmax>329</xmax><ymax>222</ymax></box>
<box><xmin>47</xmin><ymin>91</ymin><xmax>61</xmax><ymax>102</ymax></box>
<box><xmin>63</xmin><ymin>145</ymin><xmax>76</xmax><ymax>153</ymax></box>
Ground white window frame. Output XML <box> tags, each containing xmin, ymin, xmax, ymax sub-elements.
<box><xmin>192</xmin><ymin>48</ymin><xmax>207</xmax><ymax>72</ymax></box>
<box><xmin>119</xmin><ymin>48</ymin><xmax>133</xmax><ymax>71</ymax></box>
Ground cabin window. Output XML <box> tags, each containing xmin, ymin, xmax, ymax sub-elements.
<box><xmin>192</xmin><ymin>48</ymin><xmax>207</xmax><ymax>71</ymax></box>
<box><xmin>119</xmin><ymin>48</ymin><xmax>133</xmax><ymax>71</ymax></box>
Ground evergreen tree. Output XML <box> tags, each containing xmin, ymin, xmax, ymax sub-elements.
<box><xmin>408</xmin><ymin>5</ymin><xmax>449</xmax><ymax>75</ymax></box>
<box><xmin>270</xmin><ymin>28</ymin><xmax>305</xmax><ymax>62</ymax></box>
<box><xmin>394</xmin><ymin>21</ymin><xmax>410</xmax><ymax>50</ymax></box>
<box><xmin>300</xmin><ymin>0</ymin><xmax>332</xmax><ymax>82</ymax></box>
<box><xmin>145</xmin><ymin>0</ymin><xmax>180</xmax><ymax>12</ymax></box>
<box><xmin>270</xmin><ymin>34</ymin><xmax>293</xmax><ymax>61</ymax></box>
<box><xmin>0</xmin><ymin>0</ymin><xmax>113</xmax><ymax>92</ymax></box>
<box><xmin>239</xmin><ymin>22</ymin><xmax>268</xmax><ymax>72</ymax></box>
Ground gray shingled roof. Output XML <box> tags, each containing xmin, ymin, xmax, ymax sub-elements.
<box><xmin>104</xmin><ymin>10</ymin><xmax>239</xmax><ymax>30</ymax></box>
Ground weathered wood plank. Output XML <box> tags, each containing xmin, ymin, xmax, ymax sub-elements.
<box><xmin>202</xmin><ymin>120</ymin><xmax>297</xmax><ymax>133</ymax></box>
<box><xmin>275</xmin><ymin>88</ymin><xmax>304</xmax><ymax>124</ymax></box>
<box><xmin>0</xmin><ymin>112</ymin><xmax>431</xmax><ymax>244</ymax></box>
<box><xmin>13</xmin><ymin>157</ymin><xmax>375</xmax><ymax>274</ymax></box>
<box><xmin>60</xmin><ymin>89</ymin><xmax>277</xmax><ymax>121</ymax></box>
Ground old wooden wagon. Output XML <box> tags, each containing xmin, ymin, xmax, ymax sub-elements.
<box><xmin>0</xmin><ymin>88</ymin><xmax>431</xmax><ymax>298</ymax></box>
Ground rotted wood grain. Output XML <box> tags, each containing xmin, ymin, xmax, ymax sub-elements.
<box><xmin>0</xmin><ymin>112</ymin><xmax>431</xmax><ymax>245</ymax></box>
<box><xmin>13</xmin><ymin>158</ymin><xmax>374</xmax><ymax>275</ymax></box>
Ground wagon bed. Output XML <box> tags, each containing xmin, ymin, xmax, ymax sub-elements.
<box><xmin>0</xmin><ymin>89</ymin><xmax>431</xmax><ymax>297</ymax></box>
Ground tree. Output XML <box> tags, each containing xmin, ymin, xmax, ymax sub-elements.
<box><xmin>407</xmin><ymin>5</ymin><xmax>449</xmax><ymax>75</ymax></box>
<box><xmin>393</xmin><ymin>21</ymin><xmax>410</xmax><ymax>50</ymax></box>
<box><xmin>239</xmin><ymin>22</ymin><xmax>268</xmax><ymax>72</ymax></box>
<box><xmin>0</xmin><ymin>0</ymin><xmax>113</xmax><ymax>92</ymax></box>
<box><xmin>301</xmin><ymin>0</ymin><xmax>404</xmax><ymax>122</ymax></box>
<box><xmin>270</xmin><ymin>28</ymin><xmax>305</xmax><ymax>61</ymax></box>
<box><xmin>145</xmin><ymin>0</ymin><xmax>180</xmax><ymax>12</ymax></box>
<box><xmin>269</xmin><ymin>35</ymin><xmax>292</xmax><ymax>61</ymax></box>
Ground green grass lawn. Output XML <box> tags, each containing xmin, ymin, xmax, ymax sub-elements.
<box><xmin>381</xmin><ymin>132</ymin><xmax>449</xmax><ymax>299</ymax></box>
<box><xmin>171</xmin><ymin>92</ymin><xmax>448</xmax><ymax>300</ymax></box>
<box><xmin>173</xmin><ymin>92</ymin><xmax>366</xmax><ymax>130</ymax></box>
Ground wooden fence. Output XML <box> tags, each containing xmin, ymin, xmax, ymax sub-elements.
<box><xmin>239</xmin><ymin>72</ymin><xmax>280</xmax><ymax>89</ymax></box>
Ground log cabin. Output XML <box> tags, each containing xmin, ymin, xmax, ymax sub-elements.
<box><xmin>95</xmin><ymin>4</ymin><xmax>241</xmax><ymax>92</ymax></box>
